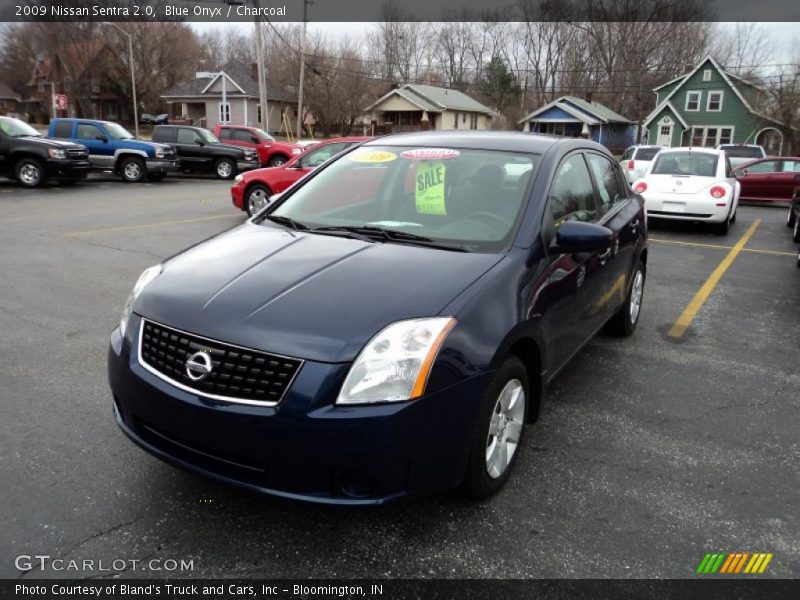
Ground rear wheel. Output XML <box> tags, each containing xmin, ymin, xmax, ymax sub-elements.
<box><xmin>267</xmin><ymin>155</ymin><xmax>288</xmax><ymax>167</ymax></box>
<box><xmin>713</xmin><ymin>216</ymin><xmax>730</xmax><ymax>235</ymax></box>
<box><xmin>120</xmin><ymin>157</ymin><xmax>145</xmax><ymax>183</ymax></box>
<box><xmin>246</xmin><ymin>184</ymin><xmax>272</xmax><ymax>217</ymax></box>
<box><xmin>15</xmin><ymin>158</ymin><xmax>45</xmax><ymax>188</ymax></box>
<box><xmin>460</xmin><ymin>355</ymin><xmax>528</xmax><ymax>499</ymax></box>
<box><xmin>606</xmin><ymin>260</ymin><xmax>645</xmax><ymax>337</ymax></box>
<box><xmin>214</xmin><ymin>158</ymin><xmax>235</xmax><ymax>179</ymax></box>
<box><xmin>788</xmin><ymin>200</ymin><xmax>797</xmax><ymax>228</ymax></box>
<box><xmin>793</xmin><ymin>214</ymin><xmax>800</xmax><ymax>243</ymax></box>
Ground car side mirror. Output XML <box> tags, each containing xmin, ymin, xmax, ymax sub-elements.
<box><xmin>196</xmin><ymin>140</ymin><xmax>204</xmax><ymax>146</ymax></box>
<box><xmin>551</xmin><ymin>221</ymin><xmax>612</xmax><ymax>254</ymax></box>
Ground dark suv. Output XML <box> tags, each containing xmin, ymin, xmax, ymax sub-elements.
<box><xmin>152</xmin><ymin>125</ymin><xmax>258</xmax><ymax>179</ymax></box>
<box><xmin>0</xmin><ymin>116</ymin><xmax>91</xmax><ymax>187</ymax></box>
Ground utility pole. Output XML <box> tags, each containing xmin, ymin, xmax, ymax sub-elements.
<box><xmin>253</xmin><ymin>0</ymin><xmax>268</xmax><ymax>132</ymax></box>
<box><xmin>105</xmin><ymin>22</ymin><xmax>138</xmax><ymax>137</ymax></box>
<box><xmin>296</xmin><ymin>0</ymin><xmax>310</xmax><ymax>139</ymax></box>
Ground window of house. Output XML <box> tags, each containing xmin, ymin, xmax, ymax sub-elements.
<box><xmin>453</xmin><ymin>112</ymin><xmax>458</xmax><ymax>129</ymax></box>
<box><xmin>462</xmin><ymin>113</ymin><xmax>467</xmax><ymax>123</ymax></box>
<box><xmin>707</xmin><ymin>91</ymin><xmax>723</xmax><ymax>111</ymax></box>
<box><xmin>470</xmin><ymin>114</ymin><xmax>478</xmax><ymax>129</ymax></box>
<box><xmin>660</xmin><ymin>125</ymin><xmax>671</xmax><ymax>137</ymax></box>
<box><xmin>703</xmin><ymin>69</ymin><xmax>712</xmax><ymax>82</ymax></box>
<box><xmin>690</xmin><ymin>126</ymin><xmax>734</xmax><ymax>148</ymax></box>
<box><xmin>0</xmin><ymin>99</ymin><xmax>6</xmax><ymax>109</ymax></box>
<box><xmin>219</xmin><ymin>102</ymin><xmax>230</xmax><ymax>123</ymax></box>
<box><xmin>257</xmin><ymin>104</ymin><xmax>262</xmax><ymax>124</ymax></box>
<box><xmin>548</xmin><ymin>154</ymin><xmax>597</xmax><ymax>224</ymax></box>
<box><xmin>719</xmin><ymin>127</ymin><xmax>733</xmax><ymax>145</ymax></box>
<box><xmin>685</xmin><ymin>91</ymin><xmax>701</xmax><ymax>111</ymax></box>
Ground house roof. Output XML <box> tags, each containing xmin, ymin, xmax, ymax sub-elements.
<box><xmin>0</xmin><ymin>82</ymin><xmax>20</xmax><ymax>101</ymax></box>
<box><xmin>28</xmin><ymin>41</ymin><xmax>117</xmax><ymax>85</ymax></box>
<box><xmin>642</xmin><ymin>100</ymin><xmax>689</xmax><ymax>129</ymax></box>
<box><xmin>646</xmin><ymin>56</ymin><xmax>788</xmax><ymax>129</ymax></box>
<box><xmin>365</xmin><ymin>83</ymin><xmax>495</xmax><ymax>116</ymax></box>
<box><xmin>161</xmin><ymin>61</ymin><xmax>297</xmax><ymax>104</ymax></box>
<box><xmin>518</xmin><ymin>96</ymin><xmax>634</xmax><ymax>125</ymax></box>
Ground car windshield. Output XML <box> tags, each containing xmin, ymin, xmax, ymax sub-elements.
<box><xmin>720</xmin><ymin>145</ymin><xmax>763</xmax><ymax>158</ymax></box>
<box><xmin>651</xmin><ymin>152</ymin><xmax>717</xmax><ymax>177</ymax></box>
<box><xmin>254</xmin><ymin>128</ymin><xmax>275</xmax><ymax>142</ymax></box>
<box><xmin>105</xmin><ymin>122</ymin><xmax>135</xmax><ymax>140</ymax></box>
<box><xmin>199</xmin><ymin>129</ymin><xmax>220</xmax><ymax>144</ymax></box>
<box><xmin>265</xmin><ymin>145</ymin><xmax>539</xmax><ymax>253</ymax></box>
<box><xmin>635</xmin><ymin>147</ymin><xmax>661</xmax><ymax>161</ymax></box>
<box><xmin>0</xmin><ymin>117</ymin><xmax>40</xmax><ymax>137</ymax></box>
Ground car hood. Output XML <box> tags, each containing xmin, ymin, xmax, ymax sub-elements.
<box><xmin>136</xmin><ymin>222</ymin><xmax>503</xmax><ymax>363</ymax></box>
<box><xmin>119</xmin><ymin>139</ymin><xmax>172</xmax><ymax>151</ymax></box>
<box><xmin>214</xmin><ymin>142</ymin><xmax>252</xmax><ymax>156</ymax></box>
<box><xmin>26</xmin><ymin>136</ymin><xmax>86</xmax><ymax>150</ymax></box>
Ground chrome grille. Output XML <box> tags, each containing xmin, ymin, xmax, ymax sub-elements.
<box><xmin>138</xmin><ymin>319</ymin><xmax>303</xmax><ymax>406</ymax></box>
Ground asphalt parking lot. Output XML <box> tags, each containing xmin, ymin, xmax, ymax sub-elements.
<box><xmin>1</xmin><ymin>175</ymin><xmax>798</xmax><ymax>579</ymax></box>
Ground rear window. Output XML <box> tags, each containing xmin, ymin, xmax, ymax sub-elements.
<box><xmin>719</xmin><ymin>145</ymin><xmax>764</xmax><ymax>159</ymax></box>
<box><xmin>53</xmin><ymin>121</ymin><xmax>72</xmax><ymax>138</ymax></box>
<box><xmin>634</xmin><ymin>147</ymin><xmax>661</xmax><ymax>161</ymax></box>
<box><xmin>651</xmin><ymin>152</ymin><xmax>718</xmax><ymax>177</ymax></box>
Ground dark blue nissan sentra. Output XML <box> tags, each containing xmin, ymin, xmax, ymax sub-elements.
<box><xmin>108</xmin><ymin>132</ymin><xmax>647</xmax><ymax>504</ymax></box>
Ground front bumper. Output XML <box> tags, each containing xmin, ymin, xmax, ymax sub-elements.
<box><xmin>108</xmin><ymin>315</ymin><xmax>487</xmax><ymax>505</ymax></box>
<box><xmin>643</xmin><ymin>194</ymin><xmax>730</xmax><ymax>223</ymax></box>
<box><xmin>146</xmin><ymin>159</ymin><xmax>180</xmax><ymax>173</ymax></box>
<box><xmin>237</xmin><ymin>160</ymin><xmax>259</xmax><ymax>173</ymax></box>
<box><xmin>45</xmin><ymin>159</ymin><xmax>91</xmax><ymax>178</ymax></box>
<box><xmin>230</xmin><ymin>182</ymin><xmax>245</xmax><ymax>210</ymax></box>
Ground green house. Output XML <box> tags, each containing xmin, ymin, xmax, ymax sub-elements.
<box><xmin>644</xmin><ymin>56</ymin><xmax>792</xmax><ymax>155</ymax></box>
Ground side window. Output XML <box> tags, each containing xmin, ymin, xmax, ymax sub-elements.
<box><xmin>548</xmin><ymin>154</ymin><xmax>598</xmax><ymax>225</ymax></box>
<box><xmin>53</xmin><ymin>121</ymin><xmax>72</xmax><ymax>138</ymax></box>
<box><xmin>76</xmin><ymin>124</ymin><xmax>103</xmax><ymax>140</ymax></box>
<box><xmin>218</xmin><ymin>128</ymin><xmax>231</xmax><ymax>140</ymax></box>
<box><xmin>300</xmin><ymin>143</ymin><xmax>346</xmax><ymax>168</ymax></box>
<box><xmin>176</xmin><ymin>128</ymin><xmax>199</xmax><ymax>144</ymax></box>
<box><xmin>587</xmin><ymin>153</ymin><xmax>625</xmax><ymax>213</ymax></box>
<box><xmin>746</xmin><ymin>160</ymin><xmax>778</xmax><ymax>174</ymax></box>
<box><xmin>232</xmin><ymin>129</ymin><xmax>253</xmax><ymax>142</ymax></box>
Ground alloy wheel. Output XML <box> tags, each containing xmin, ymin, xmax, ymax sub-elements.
<box><xmin>485</xmin><ymin>379</ymin><xmax>525</xmax><ymax>479</ymax></box>
<box><xmin>247</xmin><ymin>188</ymin><xmax>270</xmax><ymax>215</ymax></box>
<box><xmin>629</xmin><ymin>269</ymin><xmax>644</xmax><ymax>325</ymax></box>
<box><xmin>217</xmin><ymin>161</ymin><xmax>233</xmax><ymax>178</ymax></box>
<box><xmin>19</xmin><ymin>163</ymin><xmax>41</xmax><ymax>186</ymax></box>
<box><xmin>124</xmin><ymin>162</ymin><xmax>142</xmax><ymax>180</ymax></box>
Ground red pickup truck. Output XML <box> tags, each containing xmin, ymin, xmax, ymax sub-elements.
<box><xmin>212</xmin><ymin>124</ymin><xmax>301</xmax><ymax>167</ymax></box>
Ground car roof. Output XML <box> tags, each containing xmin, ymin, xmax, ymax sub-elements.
<box><xmin>718</xmin><ymin>143</ymin><xmax>762</xmax><ymax>148</ymax></box>
<box><xmin>364</xmin><ymin>131</ymin><xmax>608</xmax><ymax>154</ymax></box>
<box><xmin>660</xmin><ymin>146</ymin><xmax>722</xmax><ymax>155</ymax></box>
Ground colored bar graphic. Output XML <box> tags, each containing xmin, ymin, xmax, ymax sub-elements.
<box><xmin>697</xmin><ymin>552</ymin><xmax>773</xmax><ymax>574</ymax></box>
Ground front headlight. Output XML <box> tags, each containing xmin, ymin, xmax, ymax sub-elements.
<box><xmin>48</xmin><ymin>148</ymin><xmax>67</xmax><ymax>159</ymax></box>
<box><xmin>291</xmin><ymin>148</ymin><xmax>302</xmax><ymax>155</ymax></box>
<box><xmin>154</xmin><ymin>147</ymin><xmax>166</xmax><ymax>159</ymax></box>
<box><xmin>336</xmin><ymin>317</ymin><xmax>456</xmax><ymax>405</ymax></box>
<box><xmin>234</xmin><ymin>174</ymin><xmax>244</xmax><ymax>184</ymax></box>
<box><xmin>119</xmin><ymin>265</ymin><xmax>162</xmax><ymax>336</ymax></box>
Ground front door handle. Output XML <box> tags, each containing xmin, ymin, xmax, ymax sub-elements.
<box><xmin>598</xmin><ymin>248</ymin><xmax>612</xmax><ymax>264</ymax></box>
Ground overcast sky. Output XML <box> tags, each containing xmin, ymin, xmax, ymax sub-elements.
<box><xmin>191</xmin><ymin>21</ymin><xmax>798</xmax><ymax>64</ymax></box>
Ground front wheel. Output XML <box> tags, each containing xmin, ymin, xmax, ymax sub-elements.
<box><xmin>267</xmin><ymin>155</ymin><xmax>288</xmax><ymax>167</ymax></box>
<box><xmin>787</xmin><ymin>200</ymin><xmax>797</xmax><ymax>228</ymax></box>
<box><xmin>120</xmin><ymin>157</ymin><xmax>145</xmax><ymax>183</ymax></box>
<box><xmin>215</xmin><ymin>158</ymin><xmax>235</xmax><ymax>179</ymax></box>
<box><xmin>246</xmin><ymin>184</ymin><xmax>272</xmax><ymax>217</ymax></box>
<box><xmin>606</xmin><ymin>260</ymin><xmax>645</xmax><ymax>336</ymax></box>
<box><xmin>793</xmin><ymin>214</ymin><xmax>800</xmax><ymax>243</ymax></box>
<box><xmin>15</xmin><ymin>158</ymin><xmax>45</xmax><ymax>188</ymax></box>
<box><xmin>460</xmin><ymin>355</ymin><xmax>528</xmax><ymax>499</ymax></box>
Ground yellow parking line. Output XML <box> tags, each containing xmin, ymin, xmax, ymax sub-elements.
<box><xmin>667</xmin><ymin>220</ymin><xmax>761</xmax><ymax>339</ymax></box>
<box><xmin>650</xmin><ymin>238</ymin><xmax>795</xmax><ymax>257</ymax></box>
<box><xmin>64</xmin><ymin>214</ymin><xmax>240</xmax><ymax>237</ymax></box>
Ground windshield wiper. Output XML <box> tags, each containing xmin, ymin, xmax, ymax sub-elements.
<box><xmin>262</xmin><ymin>214</ymin><xmax>308</xmax><ymax>232</ymax></box>
<box><xmin>312</xmin><ymin>225</ymin><xmax>470</xmax><ymax>252</ymax></box>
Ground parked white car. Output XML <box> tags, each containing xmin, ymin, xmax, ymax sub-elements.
<box><xmin>619</xmin><ymin>145</ymin><xmax>663</xmax><ymax>184</ymax></box>
<box><xmin>717</xmin><ymin>143</ymin><xmax>766</xmax><ymax>168</ymax></box>
<box><xmin>632</xmin><ymin>147</ymin><xmax>740</xmax><ymax>235</ymax></box>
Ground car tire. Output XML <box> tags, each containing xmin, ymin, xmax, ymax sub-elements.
<box><xmin>793</xmin><ymin>214</ymin><xmax>800</xmax><ymax>244</ymax></box>
<box><xmin>713</xmin><ymin>216</ymin><xmax>730</xmax><ymax>236</ymax></box>
<box><xmin>606</xmin><ymin>259</ymin><xmax>645</xmax><ymax>337</ymax></box>
<box><xmin>788</xmin><ymin>200</ymin><xmax>797</xmax><ymax>228</ymax></box>
<box><xmin>460</xmin><ymin>355</ymin><xmax>528</xmax><ymax>500</ymax></box>
<box><xmin>215</xmin><ymin>158</ymin><xmax>235</xmax><ymax>179</ymax></box>
<box><xmin>120</xmin><ymin>157</ymin><xmax>146</xmax><ymax>183</ymax></box>
<box><xmin>267</xmin><ymin>155</ymin><xmax>288</xmax><ymax>167</ymax></box>
<box><xmin>796</xmin><ymin>248</ymin><xmax>800</xmax><ymax>269</ymax></box>
<box><xmin>146</xmin><ymin>172</ymin><xmax>167</xmax><ymax>182</ymax></box>
<box><xmin>246</xmin><ymin>184</ymin><xmax>272</xmax><ymax>217</ymax></box>
<box><xmin>730</xmin><ymin>210</ymin><xmax>737</xmax><ymax>224</ymax></box>
<box><xmin>15</xmin><ymin>158</ymin><xmax>45</xmax><ymax>188</ymax></box>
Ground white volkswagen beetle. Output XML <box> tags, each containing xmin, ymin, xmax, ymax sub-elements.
<box><xmin>632</xmin><ymin>147</ymin><xmax>740</xmax><ymax>235</ymax></box>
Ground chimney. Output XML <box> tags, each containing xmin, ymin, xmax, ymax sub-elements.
<box><xmin>585</xmin><ymin>92</ymin><xmax>593</xmax><ymax>103</ymax></box>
